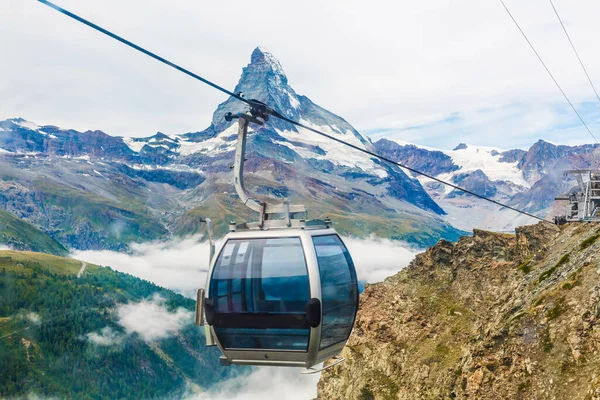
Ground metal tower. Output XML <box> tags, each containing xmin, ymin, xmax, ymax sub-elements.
<box><xmin>555</xmin><ymin>170</ymin><xmax>600</xmax><ymax>222</ymax></box>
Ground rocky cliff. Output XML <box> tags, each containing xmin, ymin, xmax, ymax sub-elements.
<box><xmin>318</xmin><ymin>222</ymin><xmax>600</xmax><ymax>399</ymax></box>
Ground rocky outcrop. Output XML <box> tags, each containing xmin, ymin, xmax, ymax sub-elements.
<box><xmin>318</xmin><ymin>222</ymin><xmax>600</xmax><ymax>399</ymax></box>
<box><xmin>499</xmin><ymin>149</ymin><xmax>527</xmax><ymax>164</ymax></box>
<box><xmin>448</xmin><ymin>169</ymin><xmax>497</xmax><ymax>198</ymax></box>
<box><xmin>374</xmin><ymin>139</ymin><xmax>459</xmax><ymax>177</ymax></box>
<box><xmin>517</xmin><ymin>140</ymin><xmax>598</xmax><ymax>184</ymax></box>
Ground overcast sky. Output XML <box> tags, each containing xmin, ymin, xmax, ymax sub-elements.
<box><xmin>2</xmin><ymin>0</ymin><xmax>600</xmax><ymax>149</ymax></box>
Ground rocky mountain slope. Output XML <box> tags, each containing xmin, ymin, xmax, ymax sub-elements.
<box><xmin>0</xmin><ymin>209</ymin><xmax>68</xmax><ymax>256</ymax></box>
<box><xmin>0</xmin><ymin>250</ymin><xmax>244</xmax><ymax>399</ymax></box>
<box><xmin>0</xmin><ymin>47</ymin><xmax>462</xmax><ymax>251</ymax></box>
<box><xmin>318</xmin><ymin>221</ymin><xmax>600</xmax><ymax>399</ymax></box>
<box><xmin>374</xmin><ymin>139</ymin><xmax>600</xmax><ymax>231</ymax></box>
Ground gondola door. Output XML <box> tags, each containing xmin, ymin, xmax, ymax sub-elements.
<box><xmin>207</xmin><ymin>237</ymin><xmax>313</xmax><ymax>352</ymax></box>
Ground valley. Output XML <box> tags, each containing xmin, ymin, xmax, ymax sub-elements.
<box><xmin>0</xmin><ymin>250</ymin><xmax>245</xmax><ymax>399</ymax></box>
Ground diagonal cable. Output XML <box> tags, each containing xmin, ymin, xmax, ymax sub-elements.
<box><xmin>36</xmin><ymin>0</ymin><xmax>554</xmax><ymax>224</ymax></box>
<box><xmin>499</xmin><ymin>0</ymin><xmax>598</xmax><ymax>143</ymax></box>
<box><xmin>548</xmin><ymin>0</ymin><xmax>600</xmax><ymax>105</ymax></box>
<box><xmin>37</xmin><ymin>0</ymin><xmax>250</xmax><ymax>106</ymax></box>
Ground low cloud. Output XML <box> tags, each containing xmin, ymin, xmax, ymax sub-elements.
<box><xmin>72</xmin><ymin>235</ymin><xmax>211</xmax><ymax>298</ymax></box>
<box><xmin>186</xmin><ymin>367</ymin><xmax>320</xmax><ymax>400</ymax></box>
<box><xmin>85</xmin><ymin>326</ymin><xmax>123</xmax><ymax>346</ymax></box>
<box><xmin>73</xmin><ymin>235</ymin><xmax>420</xmax><ymax>299</ymax></box>
<box><xmin>116</xmin><ymin>294</ymin><xmax>193</xmax><ymax>342</ymax></box>
<box><xmin>24</xmin><ymin>394</ymin><xmax>59</xmax><ymax>400</ymax></box>
<box><xmin>343</xmin><ymin>236</ymin><xmax>422</xmax><ymax>283</ymax></box>
<box><xmin>83</xmin><ymin>294</ymin><xmax>193</xmax><ymax>345</ymax></box>
<box><xmin>14</xmin><ymin>311</ymin><xmax>42</xmax><ymax>326</ymax></box>
<box><xmin>0</xmin><ymin>244</ymin><xmax>11</xmax><ymax>250</ymax></box>
<box><xmin>26</xmin><ymin>312</ymin><xmax>41</xmax><ymax>325</ymax></box>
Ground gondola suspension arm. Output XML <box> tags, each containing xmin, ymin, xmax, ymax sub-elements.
<box><xmin>226</xmin><ymin>103</ymin><xmax>307</xmax><ymax>229</ymax></box>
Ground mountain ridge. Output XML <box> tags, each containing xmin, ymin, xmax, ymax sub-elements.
<box><xmin>0</xmin><ymin>208</ymin><xmax>68</xmax><ymax>256</ymax></box>
<box><xmin>0</xmin><ymin>47</ymin><xmax>462</xmax><ymax>251</ymax></box>
<box><xmin>373</xmin><ymin>139</ymin><xmax>600</xmax><ymax>231</ymax></box>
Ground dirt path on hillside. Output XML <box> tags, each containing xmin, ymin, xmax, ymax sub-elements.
<box><xmin>77</xmin><ymin>262</ymin><xmax>87</xmax><ymax>278</ymax></box>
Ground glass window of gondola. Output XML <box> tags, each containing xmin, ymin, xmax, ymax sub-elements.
<box><xmin>209</xmin><ymin>237</ymin><xmax>311</xmax><ymax>351</ymax></box>
<box><xmin>313</xmin><ymin>235</ymin><xmax>358</xmax><ymax>349</ymax></box>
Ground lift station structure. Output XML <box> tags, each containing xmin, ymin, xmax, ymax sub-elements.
<box><xmin>555</xmin><ymin>170</ymin><xmax>600</xmax><ymax>222</ymax></box>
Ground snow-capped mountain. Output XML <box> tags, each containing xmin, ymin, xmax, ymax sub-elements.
<box><xmin>3</xmin><ymin>46</ymin><xmax>593</xmax><ymax>250</ymax></box>
<box><xmin>0</xmin><ymin>47</ymin><xmax>463</xmax><ymax>251</ymax></box>
<box><xmin>374</xmin><ymin>139</ymin><xmax>600</xmax><ymax>230</ymax></box>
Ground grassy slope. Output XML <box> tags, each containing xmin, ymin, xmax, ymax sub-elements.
<box><xmin>0</xmin><ymin>209</ymin><xmax>68</xmax><ymax>256</ymax></box>
<box><xmin>0</xmin><ymin>250</ymin><xmax>243</xmax><ymax>399</ymax></box>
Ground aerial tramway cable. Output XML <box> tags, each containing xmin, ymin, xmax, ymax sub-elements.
<box><xmin>36</xmin><ymin>0</ymin><xmax>248</xmax><ymax>106</ymax></box>
<box><xmin>548</xmin><ymin>0</ymin><xmax>600</xmax><ymax>106</ymax></box>
<box><xmin>36</xmin><ymin>0</ymin><xmax>553</xmax><ymax>224</ymax></box>
<box><xmin>498</xmin><ymin>0</ymin><xmax>598</xmax><ymax>144</ymax></box>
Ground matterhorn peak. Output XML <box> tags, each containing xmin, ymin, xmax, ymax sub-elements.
<box><xmin>205</xmin><ymin>47</ymin><xmax>370</xmax><ymax>149</ymax></box>
<box><xmin>209</xmin><ymin>47</ymin><xmax>297</xmax><ymax>129</ymax></box>
<box><xmin>250</xmin><ymin>46</ymin><xmax>279</xmax><ymax>66</ymax></box>
<box><xmin>246</xmin><ymin>46</ymin><xmax>288</xmax><ymax>86</ymax></box>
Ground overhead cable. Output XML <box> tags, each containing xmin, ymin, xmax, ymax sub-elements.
<box><xmin>36</xmin><ymin>0</ymin><xmax>554</xmax><ymax>224</ymax></box>
<box><xmin>37</xmin><ymin>0</ymin><xmax>249</xmax><ymax>106</ymax></box>
<box><xmin>548</xmin><ymin>0</ymin><xmax>600</xmax><ymax>106</ymax></box>
<box><xmin>499</xmin><ymin>0</ymin><xmax>598</xmax><ymax>143</ymax></box>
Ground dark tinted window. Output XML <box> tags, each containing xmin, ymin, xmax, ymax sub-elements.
<box><xmin>209</xmin><ymin>237</ymin><xmax>310</xmax><ymax>351</ymax></box>
<box><xmin>313</xmin><ymin>235</ymin><xmax>358</xmax><ymax>349</ymax></box>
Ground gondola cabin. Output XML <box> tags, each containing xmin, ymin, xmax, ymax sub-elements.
<box><xmin>203</xmin><ymin>226</ymin><xmax>358</xmax><ymax>367</ymax></box>
<box><xmin>194</xmin><ymin>106</ymin><xmax>360</xmax><ymax>369</ymax></box>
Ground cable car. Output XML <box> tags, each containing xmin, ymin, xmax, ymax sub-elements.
<box><xmin>196</xmin><ymin>103</ymin><xmax>359</xmax><ymax>369</ymax></box>
<box><xmin>204</xmin><ymin>226</ymin><xmax>358</xmax><ymax>368</ymax></box>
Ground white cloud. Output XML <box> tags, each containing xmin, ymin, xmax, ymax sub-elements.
<box><xmin>186</xmin><ymin>367</ymin><xmax>320</xmax><ymax>400</ymax></box>
<box><xmin>83</xmin><ymin>294</ymin><xmax>193</xmax><ymax>345</ymax></box>
<box><xmin>116</xmin><ymin>294</ymin><xmax>193</xmax><ymax>342</ymax></box>
<box><xmin>73</xmin><ymin>235</ymin><xmax>419</xmax><ymax>298</ymax></box>
<box><xmin>24</xmin><ymin>394</ymin><xmax>60</xmax><ymax>400</ymax></box>
<box><xmin>344</xmin><ymin>236</ymin><xmax>422</xmax><ymax>283</ymax></box>
<box><xmin>0</xmin><ymin>245</ymin><xmax>11</xmax><ymax>251</ymax></box>
<box><xmin>85</xmin><ymin>326</ymin><xmax>123</xmax><ymax>346</ymax></box>
<box><xmin>14</xmin><ymin>311</ymin><xmax>42</xmax><ymax>326</ymax></box>
<box><xmin>2</xmin><ymin>0</ymin><xmax>600</xmax><ymax>149</ymax></box>
<box><xmin>72</xmin><ymin>235</ymin><xmax>212</xmax><ymax>298</ymax></box>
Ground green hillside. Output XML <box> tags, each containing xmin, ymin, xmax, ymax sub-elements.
<box><xmin>0</xmin><ymin>209</ymin><xmax>68</xmax><ymax>256</ymax></box>
<box><xmin>0</xmin><ymin>250</ymin><xmax>245</xmax><ymax>399</ymax></box>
